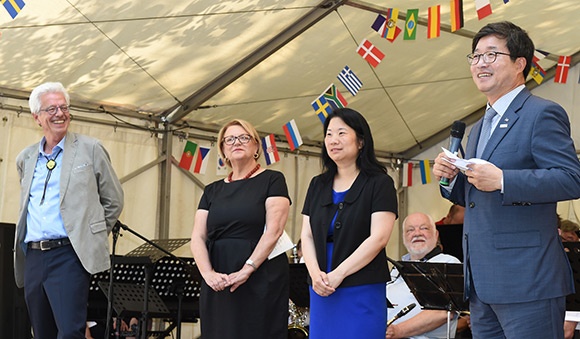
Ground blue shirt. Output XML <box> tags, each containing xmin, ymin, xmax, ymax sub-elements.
<box><xmin>24</xmin><ymin>137</ymin><xmax>68</xmax><ymax>243</ymax></box>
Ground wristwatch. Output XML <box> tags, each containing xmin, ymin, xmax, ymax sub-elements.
<box><xmin>245</xmin><ymin>259</ymin><xmax>257</xmax><ymax>270</ymax></box>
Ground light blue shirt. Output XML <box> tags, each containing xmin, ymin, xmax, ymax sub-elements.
<box><xmin>486</xmin><ymin>84</ymin><xmax>525</xmax><ymax>136</ymax></box>
<box><xmin>24</xmin><ymin>137</ymin><xmax>68</xmax><ymax>243</ymax></box>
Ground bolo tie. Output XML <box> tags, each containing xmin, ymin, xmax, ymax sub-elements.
<box><xmin>40</xmin><ymin>148</ymin><xmax>63</xmax><ymax>205</ymax></box>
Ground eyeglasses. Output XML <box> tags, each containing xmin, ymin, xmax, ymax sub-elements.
<box><xmin>223</xmin><ymin>134</ymin><xmax>253</xmax><ymax>145</ymax></box>
<box><xmin>39</xmin><ymin>105</ymin><xmax>70</xmax><ymax>115</ymax></box>
<box><xmin>466</xmin><ymin>51</ymin><xmax>513</xmax><ymax>65</ymax></box>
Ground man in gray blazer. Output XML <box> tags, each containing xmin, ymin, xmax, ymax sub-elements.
<box><xmin>14</xmin><ymin>82</ymin><xmax>124</xmax><ymax>338</ymax></box>
<box><xmin>433</xmin><ymin>22</ymin><xmax>580</xmax><ymax>338</ymax></box>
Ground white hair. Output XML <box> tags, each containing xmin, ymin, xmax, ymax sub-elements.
<box><xmin>401</xmin><ymin>212</ymin><xmax>436</xmax><ymax>231</ymax></box>
<box><xmin>28</xmin><ymin>82</ymin><xmax>70</xmax><ymax>114</ymax></box>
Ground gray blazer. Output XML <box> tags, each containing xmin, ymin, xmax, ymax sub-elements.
<box><xmin>447</xmin><ymin>88</ymin><xmax>580</xmax><ymax>304</ymax></box>
<box><xmin>14</xmin><ymin>132</ymin><xmax>124</xmax><ymax>288</ymax></box>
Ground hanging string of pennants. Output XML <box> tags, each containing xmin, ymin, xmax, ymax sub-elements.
<box><xmin>7</xmin><ymin>0</ymin><xmax>578</xmax><ymax>181</ymax></box>
<box><xmin>530</xmin><ymin>50</ymin><xmax>573</xmax><ymax>85</ymax></box>
<box><xmin>177</xmin><ymin>116</ymin><xmax>305</xmax><ymax>176</ymax></box>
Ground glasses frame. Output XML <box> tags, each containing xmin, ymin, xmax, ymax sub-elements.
<box><xmin>222</xmin><ymin>134</ymin><xmax>253</xmax><ymax>146</ymax></box>
<box><xmin>39</xmin><ymin>104</ymin><xmax>70</xmax><ymax>115</ymax></box>
<box><xmin>466</xmin><ymin>51</ymin><xmax>513</xmax><ymax>65</ymax></box>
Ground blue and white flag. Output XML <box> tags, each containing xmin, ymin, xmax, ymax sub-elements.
<box><xmin>337</xmin><ymin>66</ymin><xmax>363</xmax><ymax>96</ymax></box>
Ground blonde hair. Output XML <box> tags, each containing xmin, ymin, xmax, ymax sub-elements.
<box><xmin>217</xmin><ymin>119</ymin><xmax>261</xmax><ymax>167</ymax></box>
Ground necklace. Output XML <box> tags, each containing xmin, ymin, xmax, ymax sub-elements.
<box><xmin>40</xmin><ymin>148</ymin><xmax>63</xmax><ymax>205</ymax></box>
<box><xmin>228</xmin><ymin>163</ymin><xmax>260</xmax><ymax>182</ymax></box>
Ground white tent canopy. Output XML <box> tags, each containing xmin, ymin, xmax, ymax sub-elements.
<box><xmin>1</xmin><ymin>0</ymin><xmax>579</xmax><ymax>153</ymax></box>
<box><xmin>2</xmin><ymin>0</ymin><xmax>580</xmax><ymax>245</ymax></box>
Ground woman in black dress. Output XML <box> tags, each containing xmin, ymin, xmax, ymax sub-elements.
<box><xmin>190</xmin><ymin>119</ymin><xmax>291</xmax><ymax>339</ymax></box>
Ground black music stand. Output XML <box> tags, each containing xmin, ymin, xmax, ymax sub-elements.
<box><xmin>397</xmin><ymin>261</ymin><xmax>467</xmax><ymax>339</ymax></box>
<box><xmin>126</xmin><ymin>239</ymin><xmax>191</xmax><ymax>262</ymax></box>
<box><xmin>98</xmin><ymin>281</ymin><xmax>170</xmax><ymax>337</ymax></box>
<box><xmin>89</xmin><ymin>256</ymin><xmax>202</xmax><ymax>338</ymax></box>
<box><xmin>99</xmin><ymin>281</ymin><xmax>169</xmax><ymax>338</ymax></box>
<box><xmin>563</xmin><ymin>242</ymin><xmax>580</xmax><ymax>312</ymax></box>
<box><xmin>151</xmin><ymin>257</ymin><xmax>202</xmax><ymax>324</ymax></box>
<box><xmin>289</xmin><ymin>263</ymin><xmax>309</xmax><ymax>308</ymax></box>
<box><xmin>90</xmin><ymin>231</ymin><xmax>195</xmax><ymax>339</ymax></box>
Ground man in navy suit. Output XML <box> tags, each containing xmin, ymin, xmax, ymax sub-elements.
<box><xmin>433</xmin><ymin>21</ymin><xmax>580</xmax><ymax>338</ymax></box>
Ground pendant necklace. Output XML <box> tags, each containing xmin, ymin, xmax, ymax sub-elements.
<box><xmin>40</xmin><ymin>148</ymin><xmax>63</xmax><ymax>205</ymax></box>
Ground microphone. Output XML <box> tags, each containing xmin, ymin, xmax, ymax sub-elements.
<box><xmin>440</xmin><ymin>120</ymin><xmax>466</xmax><ymax>186</ymax></box>
<box><xmin>387</xmin><ymin>303</ymin><xmax>416</xmax><ymax>326</ymax></box>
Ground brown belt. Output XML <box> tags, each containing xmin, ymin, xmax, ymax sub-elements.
<box><xmin>27</xmin><ymin>237</ymin><xmax>71</xmax><ymax>251</ymax></box>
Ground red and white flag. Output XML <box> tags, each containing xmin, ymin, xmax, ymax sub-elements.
<box><xmin>475</xmin><ymin>0</ymin><xmax>492</xmax><ymax>20</ymax></box>
<box><xmin>555</xmin><ymin>56</ymin><xmax>571</xmax><ymax>84</ymax></box>
<box><xmin>356</xmin><ymin>39</ymin><xmax>385</xmax><ymax>68</ymax></box>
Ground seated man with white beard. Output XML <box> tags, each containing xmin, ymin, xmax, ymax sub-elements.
<box><xmin>386</xmin><ymin>212</ymin><xmax>461</xmax><ymax>339</ymax></box>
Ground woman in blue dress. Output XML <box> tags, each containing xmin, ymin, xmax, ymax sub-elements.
<box><xmin>301</xmin><ymin>108</ymin><xmax>398</xmax><ymax>338</ymax></box>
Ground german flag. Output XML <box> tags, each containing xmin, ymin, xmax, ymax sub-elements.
<box><xmin>450</xmin><ymin>0</ymin><xmax>464</xmax><ymax>32</ymax></box>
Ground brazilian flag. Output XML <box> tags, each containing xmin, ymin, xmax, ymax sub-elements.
<box><xmin>404</xmin><ymin>9</ymin><xmax>419</xmax><ymax>40</ymax></box>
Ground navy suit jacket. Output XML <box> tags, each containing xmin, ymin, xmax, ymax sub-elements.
<box><xmin>447</xmin><ymin>88</ymin><xmax>580</xmax><ymax>304</ymax></box>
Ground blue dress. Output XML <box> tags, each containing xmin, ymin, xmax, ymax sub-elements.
<box><xmin>308</xmin><ymin>190</ymin><xmax>387</xmax><ymax>339</ymax></box>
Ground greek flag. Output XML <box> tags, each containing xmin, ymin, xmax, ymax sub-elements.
<box><xmin>337</xmin><ymin>66</ymin><xmax>363</xmax><ymax>96</ymax></box>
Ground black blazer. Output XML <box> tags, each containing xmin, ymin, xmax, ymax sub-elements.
<box><xmin>302</xmin><ymin>171</ymin><xmax>397</xmax><ymax>287</ymax></box>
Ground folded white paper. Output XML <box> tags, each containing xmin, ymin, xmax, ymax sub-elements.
<box><xmin>268</xmin><ymin>230</ymin><xmax>295</xmax><ymax>260</ymax></box>
<box><xmin>442</xmin><ymin>147</ymin><xmax>490</xmax><ymax>172</ymax></box>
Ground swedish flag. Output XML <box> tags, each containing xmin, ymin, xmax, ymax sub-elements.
<box><xmin>2</xmin><ymin>0</ymin><xmax>26</xmax><ymax>19</ymax></box>
<box><xmin>311</xmin><ymin>97</ymin><xmax>333</xmax><ymax>124</ymax></box>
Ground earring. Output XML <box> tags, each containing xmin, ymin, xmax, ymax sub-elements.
<box><xmin>254</xmin><ymin>152</ymin><xmax>259</xmax><ymax>159</ymax></box>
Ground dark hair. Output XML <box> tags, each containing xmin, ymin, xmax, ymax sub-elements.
<box><xmin>321</xmin><ymin>108</ymin><xmax>387</xmax><ymax>178</ymax></box>
<box><xmin>472</xmin><ymin>21</ymin><xmax>534</xmax><ymax>78</ymax></box>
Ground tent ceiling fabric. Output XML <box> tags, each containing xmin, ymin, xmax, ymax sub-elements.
<box><xmin>1</xmin><ymin>0</ymin><xmax>579</xmax><ymax>157</ymax></box>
